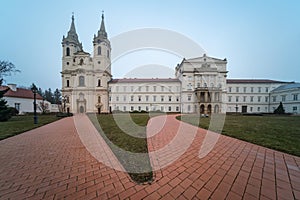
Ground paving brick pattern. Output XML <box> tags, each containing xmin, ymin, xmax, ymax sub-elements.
<box><xmin>0</xmin><ymin>115</ymin><xmax>299</xmax><ymax>199</ymax></box>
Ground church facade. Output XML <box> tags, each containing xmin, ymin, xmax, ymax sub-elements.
<box><xmin>61</xmin><ymin>15</ymin><xmax>300</xmax><ymax>114</ymax></box>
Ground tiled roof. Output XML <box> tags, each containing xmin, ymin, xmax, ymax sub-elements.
<box><xmin>109</xmin><ymin>78</ymin><xmax>180</xmax><ymax>83</ymax></box>
<box><xmin>0</xmin><ymin>86</ymin><xmax>43</xmax><ymax>100</ymax></box>
<box><xmin>226</xmin><ymin>79</ymin><xmax>291</xmax><ymax>84</ymax></box>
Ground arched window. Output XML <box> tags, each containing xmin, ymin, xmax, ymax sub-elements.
<box><xmin>98</xmin><ymin>46</ymin><xmax>101</xmax><ymax>55</ymax></box>
<box><xmin>79</xmin><ymin>76</ymin><xmax>85</xmax><ymax>86</ymax></box>
<box><xmin>98</xmin><ymin>79</ymin><xmax>101</xmax><ymax>87</ymax></box>
<box><xmin>107</xmin><ymin>50</ymin><xmax>109</xmax><ymax>58</ymax></box>
<box><xmin>79</xmin><ymin>59</ymin><xmax>84</xmax><ymax>65</ymax></box>
<box><xmin>66</xmin><ymin>47</ymin><xmax>70</xmax><ymax>56</ymax></box>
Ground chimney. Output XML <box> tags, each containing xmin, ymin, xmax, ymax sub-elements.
<box><xmin>7</xmin><ymin>83</ymin><xmax>17</xmax><ymax>92</ymax></box>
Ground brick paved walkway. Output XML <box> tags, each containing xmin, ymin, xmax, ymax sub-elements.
<box><xmin>0</xmin><ymin>115</ymin><xmax>299</xmax><ymax>199</ymax></box>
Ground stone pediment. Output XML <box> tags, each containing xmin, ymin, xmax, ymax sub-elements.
<box><xmin>185</xmin><ymin>54</ymin><xmax>227</xmax><ymax>64</ymax></box>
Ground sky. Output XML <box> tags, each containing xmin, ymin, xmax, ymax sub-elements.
<box><xmin>1</xmin><ymin>0</ymin><xmax>300</xmax><ymax>90</ymax></box>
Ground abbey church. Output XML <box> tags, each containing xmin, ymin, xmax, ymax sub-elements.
<box><xmin>61</xmin><ymin>14</ymin><xmax>300</xmax><ymax>114</ymax></box>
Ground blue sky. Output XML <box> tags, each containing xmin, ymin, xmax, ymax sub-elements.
<box><xmin>1</xmin><ymin>0</ymin><xmax>299</xmax><ymax>90</ymax></box>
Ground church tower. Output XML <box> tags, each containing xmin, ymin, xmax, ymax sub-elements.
<box><xmin>61</xmin><ymin>13</ymin><xmax>111</xmax><ymax>114</ymax></box>
<box><xmin>93</xmin><ymin>13</ymin><xmax>111</xmax><ymax>74</ymax></box>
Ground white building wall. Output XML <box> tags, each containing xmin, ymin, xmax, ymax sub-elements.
<box><xmin>4</xmin><ymin>97</ymin><xmax>50</xmax><ymax>114</ymax></box>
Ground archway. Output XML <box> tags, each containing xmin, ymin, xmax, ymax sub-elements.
<box><xmin>214</xmin><ymin>105</ymin><xmax>219</xmax><ymax>113</ymax></box>
<box><xmin>80</xmin><ymin>106</ymin><xmax>84</xmax><ymax>113</ymax></box>
<box><xmin>207</xmin><ymin>104</ymin><xmax>212</xmax><ymax>114</ymax></box>
<box><xmin>200</xmin><ymin>104</ymin><xmax>205</xmax><ymax>114</ymax></box>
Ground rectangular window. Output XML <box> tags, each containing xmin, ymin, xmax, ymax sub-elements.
<box><xmin>161</xmin><ymin>96</ymin><xmax>164</xmax><ymax>102</ymax></box>
<box><xmin>168</xmin><ymin>86</ymin><xmax>172</xmax><ymax>91</ymax></box>
<box><xmin>131</xmin><ymin>106</ymin><xmax>134</xmax><ymax>111</ymax></box>
<box><xmin>176</xmin><ymin>96</ymin><xmax>179</xmax><ymax>102</ymax></box>
<box><xmin>251</xmin><ymin>87</ymin><xmax>254</xmax><ymax>93</ymax></box>
<box><xmin>236</xmin><ymin>87</ymin><xmax>239</xmax><ymax>92</ymax></box>
<box><xmin>258</xmin><ymin>107</ymin><xmax>260</xmax><ymax>112</ymax></box>
<box><xmin>281</xmin><ymin>95</ymin><xmax>286</xmax><ymax>102</ymax></box>
<box><xmin>146</xmin><ymin>106</ymin><xmax>149</xmax><ymax>111</ymax></box>
<box><xmin>258</xmin><ymin>96</ymin><xmax>261</xmax><ymax>102</ymax></box>
<box><xmin>265</xmin><ymin>87</ymin><xmax>269</xmax><ymax>93</ymax></box>
<box><xmin>131</xmin><ymin>96</ymin><xmax>134</xmax><ymax>101</ymax></box>
<box><xmin>123</xmin><ymin>96</ymin><xmax>126</xmax><ymax>102</ymax></box>
<box><xmin>229</xmin><ymin>87</ymin><xmax>232</xmax><ymax>92</ymax></box>
<box><xmin>169</xmin><ymin>96</ymin><xmax>172</xmax><ymax>101</ymax></box>
<box><xmin>265</xmin><ymin>96</ymin><xmax>269</xmax><ymax>102</ymax></box>
<box><xmin>176</xmin><ymin>106</ymin><xmax>179</xmax><ymax>112</ymax></box>
<box><xmin>243</xmin><ymin>96</ymin><xmax>247</xmax><ymax>102</ymax></box>
<box><xmin>228</xmin><ymin>96</ymin><xmax>232</xmax><ymax>102</ymax></box>
<box><xmin>187</xmin><ymin>105</ymin><xmax>191</xmax><ymax>111</ymax></box>
<box><xmin>116</xmin><ymin>96</ymin><xmax>119</xmax><ymax>101</ymax></box>
<box><xmin>146</xmin><ymin>95</ymin><xmax>149</xmax><ymax>101</ymax></box>
<box><xmin>131</xmin><ymin>86</ymin><xmax>134</xmax><ymax>92</ymax></box>
<box><xmin>188</xmin><ymin>95</ymin><xmax>191</xmax><ymax>101</ymax></box>
<box><xmin>243</xmin><ymin>87</ymin><xmax>247</xmax><ymax>93</ymax></box>
<box><xmin>161</xmin><ymin>106</ymin><xmax>164</xmax><ymax>111</ymax></box>
<box><xmin>258</xmin><ymin>87</ymin><xmax>261</xmax><ymax>93</ymax></box>
<box><xmin>250</xmin><ymin>107</ymin><xmax>253</xmax><ymax>112</ymax></box>
<box><xmin>153</xmin><ymin>86</ymin><xmax>156</xmax><ymax>92</ymax></box>
<box><xmin>67</xmin><ymin>80</ymin><xmax>70</xmax><ymax>87</ymax></box>
<box><xmin>161</xmin><ymin>86</ymin><xmax>164</xmax><ymax>92</ymax></box>
<box><xmin>293</xmin><ymin>106</ymin><xmax>297</xmax><ymax>111</ymax></box>
<box><xmin>176</xmin><ymin>86</ymin><xmax>180</xmax><ymax>92</ymax></box>
<box><xmin>273</xmin><ymin>96</ymin><xmax>277</xmax><ymax>102</ymax></box>
<box><xmin>109</xmin><ymin>96</ymin><xmax>111</xmax><ymax>101</ymax></box>
<box><xmin>146</xmin><ymin>86</ymin><xmax>149</xmax><ymax>92</ymax></box>
<box><xmin>123</xmin><ymin>86</ymin><xmax>126</xmax><ymax>92</ymax></box>
<box><xmin>138</xmin><ymin>86</ymin><xmax>141</xmax><ymax>92</ymax></box>
<box><xmin>109</xmin><ymin>87</ymin><xmax>111</xmax><ymax>92</ymax></box>
<box><xmin>250</xmin><ymin>96</ymin><xmax>254</xmax><ymax>102</ymax></box>
<box><xmin>236</xmin><ymin>96</ymin><xmax>239</xmax><ymax>102</ymax></box>
<box><xmin>153</xmin><ymin>96</ymin><xmax>156</xmax><ymax>102</ymax></box>
<box><xmin>168</xmin><ymin>106</ymin><xmax>171</xmax><ymax>111</ymax></box>
<box><xmin>293</xmin><ymin>94</ymin><xmax>298</xmax><ymax>101</ymax></box>
<box><xmin>116</xmin><ymin>86</ymin><xmax>119</xmax><ymax>92</ymax></box>
<box><xmin>123</xmin><ymin>106</ymin><xmax>126</xmax><ymax>111</ymax></box>
<box><xmin>138</xmin><ymin>106</ymin><xmax>141</xmax><ymax>111</ymax></box>
<box><xmin>138</xmin><ymin>96</ymin><xmax>142</xmax><ymax>101</ymax></box>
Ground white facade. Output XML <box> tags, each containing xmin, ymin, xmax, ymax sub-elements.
<box><xmin>61</xmin><ymin>14</ymin><xmax>111</xmax><ymax>114</ymax></box>
<box><xmin>109</xmin><ymin>79</ymin><xmax>181</xmax><ymax>112</ymax></box>
<box><xmin>226</xmin><ymin>80</ymin><xmax>289</xmax><ymax>113</ymax></box>
<box><xmin>61</xmin><ymin>15</ymin><xmax>300</xmax><ymax>115</ymax></box>
<box><xmin>270</xmin><ymin>83</ymin><xmax>300</xmax><ymax>114</ymax></box>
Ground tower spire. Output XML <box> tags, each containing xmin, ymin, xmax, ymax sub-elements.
<box><xmin>98</xmin><ymin>11</ymin><xmax>107</xmax><ymax>39</ymax></box>
<box><xmin>62</xmin><ymin>13</ymin><xmax>82</xmax><ymax>51</ymax></box>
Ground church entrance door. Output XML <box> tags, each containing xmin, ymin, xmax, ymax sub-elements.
<box><xmin>80</xmin><ymin>106</ymin><xmax>84</xmax><ymax>113</ymax></box>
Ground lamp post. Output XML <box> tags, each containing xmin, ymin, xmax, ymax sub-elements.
<box><xmin>31</xmin><ymin>84</ymin><xmax>38</xmax><ymax>124</ymax></box>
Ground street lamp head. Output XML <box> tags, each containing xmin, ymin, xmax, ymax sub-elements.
<box><xmin>31</xmin><ymin>84</ymin><xmax>38</xmax><ymax>93</ymax></box>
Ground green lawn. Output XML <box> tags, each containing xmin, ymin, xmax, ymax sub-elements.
<box><xmin>88</xmin><ymin>113</ymin><xmax>153</xmax><ymax>183</ymax></box>
<box><xmin>177</xmin><ymin>114</ymin><xmax>300</xmax><ymax>156</ymax></box>
<box><xmin>0</xmin><ymin>114</ymin><xmax>61</xmax><ymax>140</ymax></box>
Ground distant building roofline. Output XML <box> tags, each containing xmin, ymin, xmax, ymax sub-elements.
<box><xmin>109</xmin><ymin>78</ymin><xmax>180</xmax><ymax>83</ymax></box>
<box><xmin>226</xmin><ymin>79</ymin><xmax>293</xmax><ymax>84</ymax></box>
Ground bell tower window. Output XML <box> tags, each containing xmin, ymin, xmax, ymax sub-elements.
<box><xmin>66</xmin><ymin>47</ymin><xmax>70</xmax><ymax>56</ymax></box>
<box><xmin>79</xmin><ymin>76</ymin><xmax>85</xmax><ymax>86</ymax></box>
<box><xmin>98</xmin><ymin>46</ymin><xmax>101</xmax><ymax>55</ymax></box>
<box><xmin>66</xmin><ymin>80</ymin><xmax>70</xmax><ymax>87</ymax></box>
